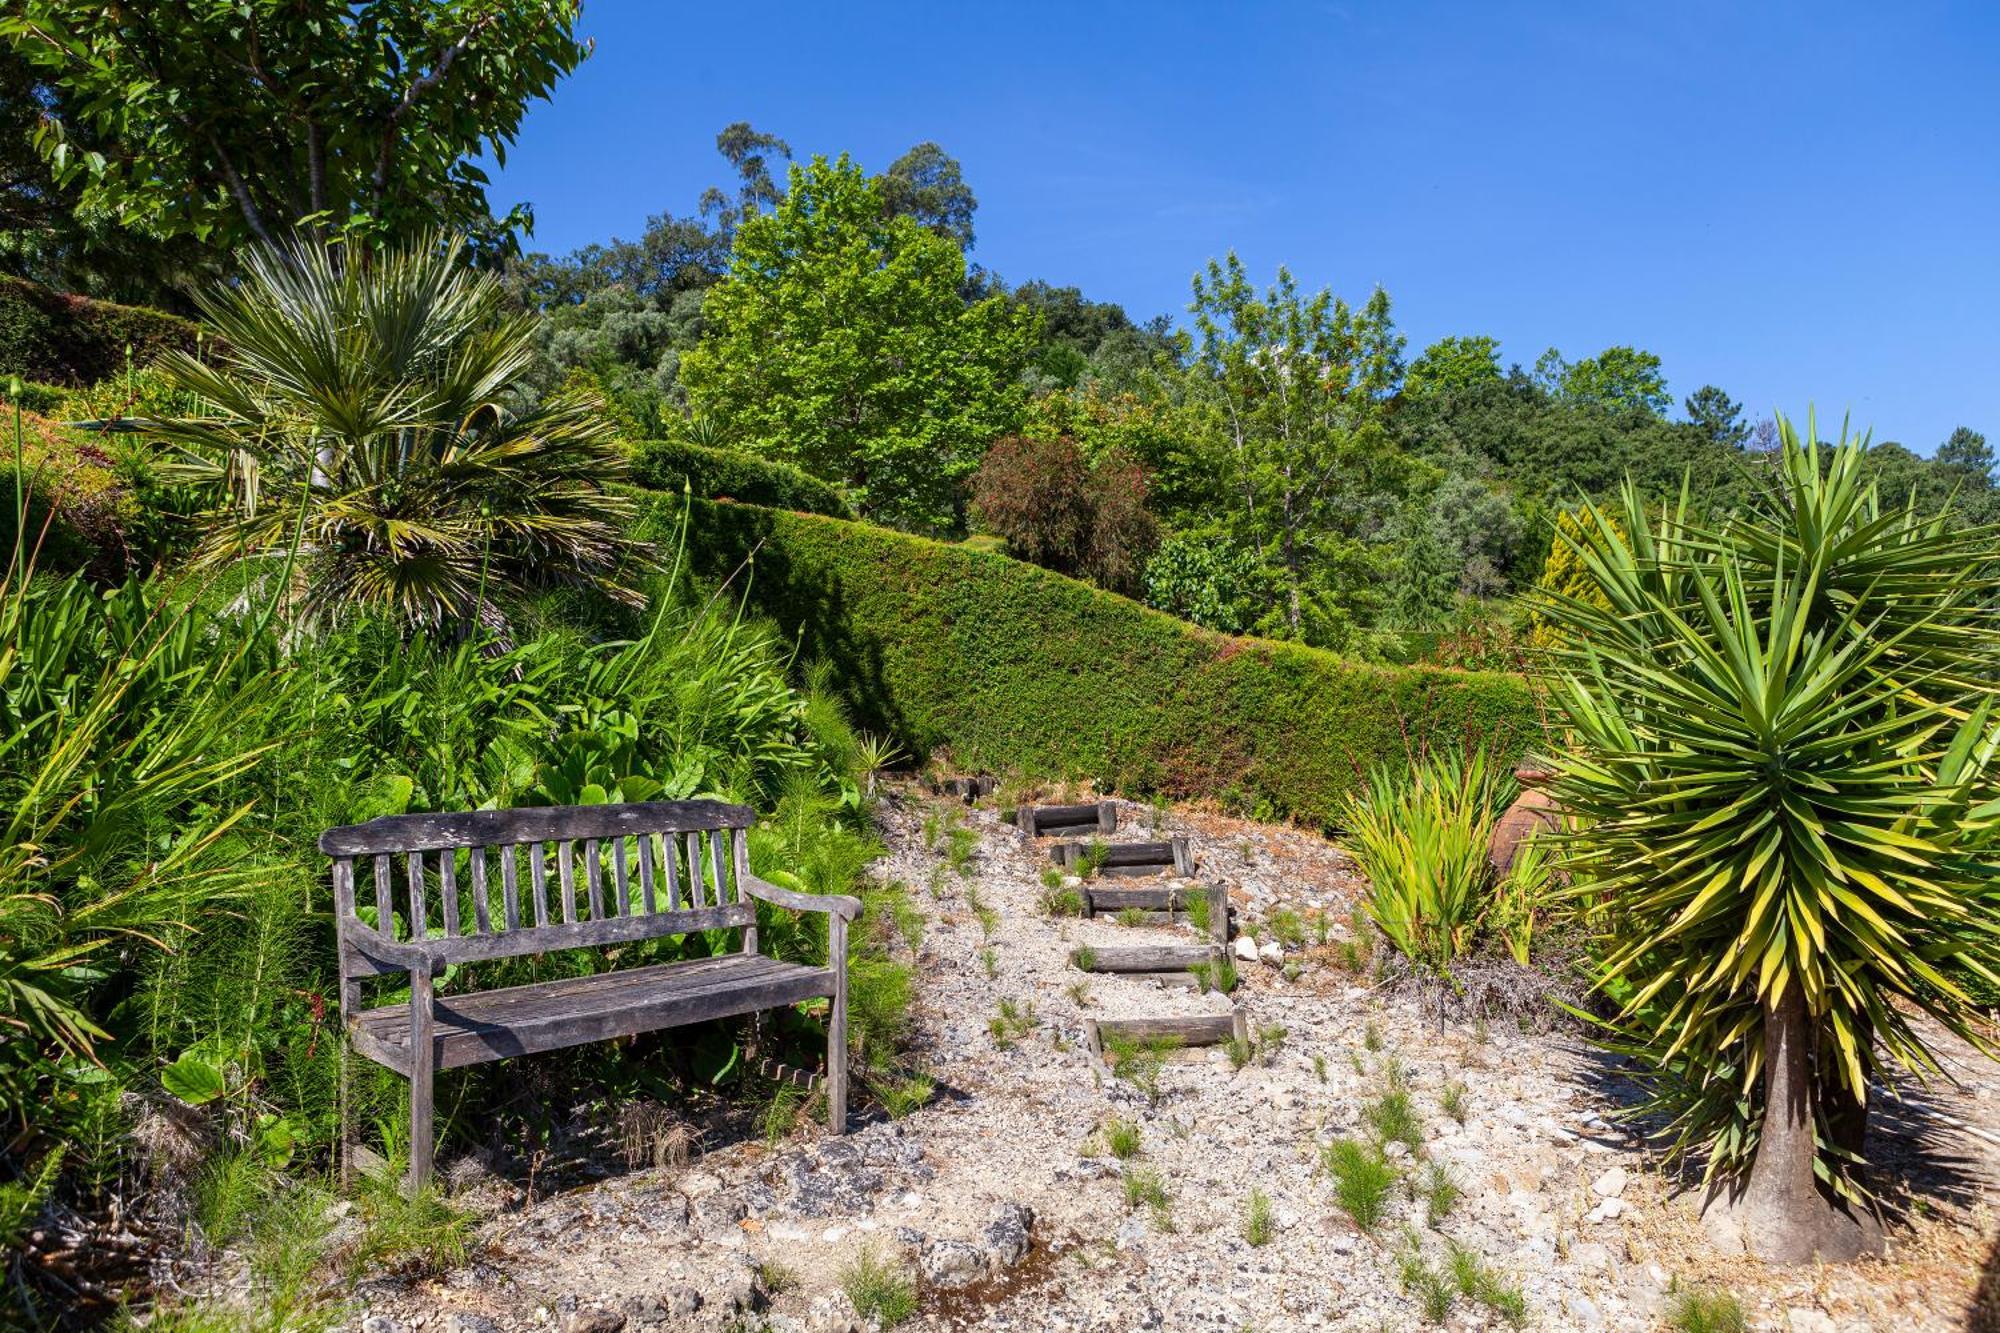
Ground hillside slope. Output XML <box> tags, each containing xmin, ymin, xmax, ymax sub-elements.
<box><xmin>638</xmin><ymin>494</ymin><xmax>1540</xmax><ymax>827</ymax></box>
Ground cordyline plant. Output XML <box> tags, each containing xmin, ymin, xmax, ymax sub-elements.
<box><xmin>1536</xmin><ymin>415</ymin><xmax>2000</xmax><ymax>1263</ymax></box>
<box><xmin>148</xmin><ymin>233</ymin><xmax>642</xmax><ymax>635</ymax></box>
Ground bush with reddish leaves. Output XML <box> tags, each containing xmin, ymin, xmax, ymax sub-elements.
<box><xmin>970</xmin><ymin>435</ymin><xmax>1158</xmax><ymax>594</ymax></box>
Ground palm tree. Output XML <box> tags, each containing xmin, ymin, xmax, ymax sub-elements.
<box><xmin>1537</xmin><ymin>416</ymin><xmax>2000</xmax><ymax>1262</ymax></box>
<box><xmin>150</xmin><ymin>234</ymin><xmax>643</xmax><ymax>633</ymax></box>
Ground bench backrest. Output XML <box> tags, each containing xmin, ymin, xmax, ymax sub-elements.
<box><xmin>319</xmin><ymin>800</ymin><xmax>758</xmax><ymax>967</ymax></box>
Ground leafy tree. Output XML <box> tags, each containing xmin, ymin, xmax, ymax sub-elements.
<box><xmin>681</xmin><ymin>156</ymin><xmax>1035</xmax><ymax>531</ymax></box>
<box><xmin>699</xmin><ymin>122</ymin><xmax>793</xmax><ymax>235</ymax></box>
<box><xmin>1539</xmin><ymin>419</ymin><xmax>2000</xmax><ymax>1262</ymax></box>
<box><xmin>1685</xmin><ymin>384</ymin><xmax>1750</xmax><ymax>449</ymax></box>
<box><xmin>1184</xmin><ymin>253</ymin><xmax>1408</xmax><ymax>641</ymax></box>
<box><xmin>1141</xmin><ymin>529</ymin><xmax>1266</xmax><ymax>634</ymax></box>
<box><xmin>0</xmin><ymin>1</ymin><xmax>589</xmax><ymax>253</ymax></box>
<box><xmin>1536</xmin><ymin>345</ymin><xmax>1671</xmax><ymax>417</ymax></box>
<box><xmin>1010</xmin><ymin>281</ymin><xmax>1176</xmax><ymax>394</ymax></box>
<box><xmin>880</xmin><ymin>142</ymin><xmax>977</xmax><ymax>251</ymax></box>
<box><xmin>1403</xmin><ymin>335</ymin><xmax>1502</xmax><ymax>400</ymax></box>
<box><xmin>151</xmin><ymin>234</ymin><xmax>640</xmax><ymax>633</ymax></box>
<box><xmin>1936</xmin><ymin>425</ymin><xmax>1993</xmax><ymax>487</ymax></box>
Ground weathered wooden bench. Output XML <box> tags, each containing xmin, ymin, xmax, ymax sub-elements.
<box><xmin>321</xmin><ymin>799</ymin><xmax>861</xmax><ymax>1190</ymax></box>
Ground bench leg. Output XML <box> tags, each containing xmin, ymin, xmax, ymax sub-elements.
<box><xmin>338</xmin><ymin>1040</ymin><xmax>355</xmax><ymax>1191</ymax></box>
<box><xmin>829</xmin><ymin>915</ymin><xmax>849</xmax><ymax>1134</ymax></box>
<box><xmin>407</xmin><ymin>968</ymin><xmax>436</xmax><ymax>1193</ymax></box>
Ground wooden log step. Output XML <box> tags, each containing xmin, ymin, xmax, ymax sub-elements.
<box><xmin>1126</xmin><ymin>970</ymin><xmax>1205</xmax><ymax>988</ymax></box>
<box><xmin>1051</xmin><ymin>837</ymin><xmax>1192</xmax><ymax>875</ymax></box>
<box><xmin>1017</xmin><ymin>801</ymin><xmax>1117</xmax><ymax>837</ymax></box>
<box><xmin>930</xmin><ymin>775</ymin><xmax>997</xmax><ymax>802</ymax></box>
<box><xmin>1072</xmin><ymin>944</ymin><xmax>1219</xmax><ymax>973</ymax></box>
<box><xmin>1086</xmin><ymin>884</ymin><xmax>1194</xmax><ymax>912</ymax></box>
<box><xmin>1085</xmin><ymin>1008</ymin><xmax>1250</xmax><ymax>1057</ymax></box>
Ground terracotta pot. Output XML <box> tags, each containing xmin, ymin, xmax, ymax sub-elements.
<box><xmin>1490</xmin><ymin>764</ymin><xmax>1559</xmax><ymax>874</ymax></box>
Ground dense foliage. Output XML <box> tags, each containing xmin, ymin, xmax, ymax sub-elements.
<box><xmin>680</xmin><ymin>156</ymin><xmax>1036</xmax><ymax>532</ymax></box>
<box><xmin>628</xmin><ymin>436</ymin><xmax>851</xmax><ymax>517</ymax></box>
<box><xmin>0</xmin><ymin>276</ymin><xmax>206</xmax><ymax>384</ymax></box>
<box><xmin>1539</xmin><ymin>420</ymin><xmax>2000</xmax><ymax>1259</ymax></box>
<box><xmin>643</xmin><ymin>493</ymin><xmax>1537</xmax><ymax>828</ymax></box>
<box><xmin>0</xmin><ymin>1</ymin><xmax>589</xmax><ymax>257</ymax></box>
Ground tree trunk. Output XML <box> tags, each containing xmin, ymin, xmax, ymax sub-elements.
<box><xmin>1700</xmin><ymin>984</ymin><xmax>1883</xmax><ymax>1262</ymax></box>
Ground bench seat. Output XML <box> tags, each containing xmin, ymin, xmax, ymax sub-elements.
<box><xmin>350</xmin><ymin>954</ymin><xmax>836</xmax><ymax>1073</ymax></box>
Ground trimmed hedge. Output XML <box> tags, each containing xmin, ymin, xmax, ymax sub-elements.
<box><xmin>629</xmin><ymin>437</ymin><xmax>851</xmax><ymax>517</ymax></box>
<box><xmin>0</xmin><ymin>277</ymin><xmax>206</xmax><ymax>385</ymax></box>
<box><xmin>640</xmin><ymin>495</ymin><xmax>1541</xmax><ymax>828</ymax></box>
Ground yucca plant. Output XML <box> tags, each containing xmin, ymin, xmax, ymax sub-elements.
<box><xmin>1536</xmin><ymin>414</ymin><xmax>2000</xmax><ymax>1263</ymax></box>
<box><xmin>147</xmin><ymin>233</ymin><xmax>643</xmax><ymax>634</ymax></box>
<box><xmin>1341</xmin><ymin>750</ymin><xmax>1515</xmax><ymax>973</ymax></box>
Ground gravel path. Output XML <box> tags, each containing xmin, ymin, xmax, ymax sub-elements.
<box><xmin>347</xmin><ymin>783</ymin><xmax>2000</xmax><ymax>1333</ymax></box>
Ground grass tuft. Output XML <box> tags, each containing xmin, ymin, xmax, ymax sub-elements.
<box><xmin>1322</xmin><ymin>1138</ymin><xmax>1398</xmax><ymax>1231</ymax></box>
<box><xmin>1104</xmin><ymin>1117</ymin><xmax>1143</xmax><ymax>1160</ymax></box>
<box><xmin>1242</xmin><ymin>1187</ymin><xmax>1276</xmax><ymax>1246</ymax></box>
<box><xmin>1667</xmin><ymin>1287</ymin><xmax>1748</xmax><ymax>1333</ymax></box>
<box><xmin>841</xmin><ymin>1244</ymin><xmax>918</xmax><ymax>1328</ymax></box>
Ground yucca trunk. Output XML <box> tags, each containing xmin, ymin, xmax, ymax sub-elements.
<box><xmin>1702</xmin><ymin>986</ymin><xmax>1880</xmax><ymax>1262</ymax></box>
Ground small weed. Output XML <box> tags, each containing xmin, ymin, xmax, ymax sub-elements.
<box><xmin>1398</xmin><ymin>1246</ymin><xmax>1457</xmax><ymax>1324</ymax></box>
<box><xmin>841</xmin><ymin>1244</ymin><xmax>917</xmax><ymax>1328</ymax></box>
<box><xmin>922</xmin><ymin>810</ymin><xmax>945</xmax><ymax>851</ymax></box>
<box><xmin>1072</xmin><ymin>944</ymin><xmax>1098</xmax><ymax>972</ymax></box>
<box><xmin>1322</xmin><ymin>1138</ymin><xmax>1398</xmax><ymax>1231</ymax></box>
<box><xmin>1281</xmin><ymin>961</ymin><xmax>1304</xmax><ymax>982</ymax></box>
<box><xmin>1347</xmin><ymin>1049</ymin><xmax>1366</xmax><ymax>1075</ymax></box>
<box><xmin>926</xmin><ymin>864</ymin><xmax>948</xmax><ymax>899</ymax></box>
<box><xmin>1078</xmin><ymin>839</ymin><xmax>1111</xmax><ymax>876</ymax></box>
<box><xmin>1225</xmin><ymin>1036</ymin><xmax>1254</xmax><ymax>1070</ymax></box>
<box><xmin>947</xmin><ymin>825</ymin><xmax>979</xmax><ymax>877</ymax></box>
<box><xmin>965</xmin><ymin>885</ymin><xmax>999</xmax><ymax>937</ymax></box>
<box><xmin>1184</xmin><ymin>888</ymin><xmax>1214</xmax><ymax>936</ymax></box>
<box><xmin>1442</xmin><ymin>1238</ymin><xmax>1526</xmax><ymax>1326</ymax></box>
<box><xmin>1103</xmin><ymin>1032</ymin><xmax>1178</xmax><ymax>1099</ymax></box>
<box><xmin>1115</xmin><ymin>906</ymin><xmax>1147</xmax><ymax>928</ymax></box>
<box><xmin>1104</xmin><ymin>1118</ymin><xmax>1143</xmax><ymax>1160</ymax></box>
<box><xmin>1257</xmin><ymin>1023</ymin><xmax>1287</xmax><ymax>1059</ymax></box>
<box><xmin>1472</xmin><ymin>1017</ymin><xmax>1491</xmax><ymax>1045</ymax></box>
<box><xmin>1380</xmin><ymin>1054</ymin><xmax>1408</xmax><ymax>1091</ymax></box>
<box><xmin>989</xmin><ymin>997</ymin><xmax>1036</xmax><ymax>1048</ymax></box>
<box><xmin>1065</xmin><ymin>979</ymin><xmax>1093</xmax><ymax>1007</ymax></box>
<box><xmin>351</xmin><ymin>1166</ymin><xmax>473</xmax><ymax>1277</ymax></box>
<box><xmin>1312</xmin><ymin>1053</ymin><xmax>1328</xmax><ymax>1084</ymax></box>
<box><xmin>1667</xmin><ymin>1287</ymin><xmax>1748</xmax><ymax>1333</ymax></box>
<box><xmin>1242</xmin><ymin>1187</ymin><xmax>1276</xmax><ymax>1246</ymax></box>
<box><xmin>872</xmin><ymin>1071</ymin><xmax>935</xmax><ymax>1120</ymax></box>
<box><xmin>758</xmin><ymin>1259</ymin><xmax>798</xmax><ymax>1295</ymax></box>
<box><xmin>1038</xmin><ymin>879</ymin><xmax>1086</xmax><ymax>917</ymax></box>
<box><xmin>979</xmin><ymin>946</ymin><xmax>999</xmax><ymax>979</ymax></box>
<box><xmin>1122</xmin><ymin>1166</ymin><xmax>1172</xmax><ymax>1229</ymax></box>
<box><xmin>1365</xmin><ymin>1088</ymin><xmax>1424</xmax><ymax>1153</ymax></box>
<box><xmin>1363</xmin><ymin>1019</ymin><xmax>1383</xmax><ymax>1052</ymax></box>
<box><xmin>1189</xmin><ymin>956</ymin><xmax>1238</xmax><ymax>995</ymax></box>
<box><xmin>1417</xmin><ymin>1161</ymin><xmax>1461</xmax><ymax>1226</ymax></box>
<box><xmin>1439</xmin><ymin>1080</ymin><xmax>1468</xmax><ymax>1124</ymax></box>
<box><xmin>761</xmin><ymin>1084</ymin><xmax>806</xmax><ymax>1146</ymax></box>
<box><xmin>1267</xmin><ymin>907</ymin><xmax>1306</xmax><ymax>947</ymax></box>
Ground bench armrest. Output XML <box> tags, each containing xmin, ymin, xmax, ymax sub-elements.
<box><xmin>340</xmin><ymin>920</ymin><xmax>436</xmax><ymax>973</ymax></box>
<box><xmin>741</xmin><ymin>873</ymin><xmax>863</xmax><ymax>921</ymax></box>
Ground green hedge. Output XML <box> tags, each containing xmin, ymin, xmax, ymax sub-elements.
<box><xmin>629</xmin><ymin>437</ymin><xmax>850</xmax><ymax>517</ymax></box>
<box><xmin>640</xmin><ymin>496</ymin><xmax>1541</xmax><ymax>828</ymax></box>
<box><xmin>0</xmin><ymin>277</ymin><xmax>206</xmax><ymax>385</ymax></box>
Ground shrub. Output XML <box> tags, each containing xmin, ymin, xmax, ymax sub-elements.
<box><xmin>970</xmin><ymin>434</ymin><xmax>1158</xmax><ymax>594</ymax></box>
<box><xmin>648</xmin><ymin>496</ymin><xmax>1539</xmax><ymax>828</ymax></box>
<box><xmin>1541</xmin><ymin>421</ymin><xmax>2000</xmax><ymax>1257</ymax></box>
<box><xmin>628</xmin><ymin>436</ymin><xmax>851</xmax><ymax>516</ymax></box>
<box><xmin>0</xmin><ymin>276</ymin><xmax>206</xmax><ymax>385</ymax></box>
<box><xmin>1341</xmin><ymin>749</ymin><xmax>1515</xmax><ymax>971</ymax></box>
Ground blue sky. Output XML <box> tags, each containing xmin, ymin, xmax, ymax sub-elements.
<box><xmin>492</xmin><ymin>2</ymin><xmax>1998</xmax><ymax>451</ymax></box>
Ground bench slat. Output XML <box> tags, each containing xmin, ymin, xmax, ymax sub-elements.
<box><xmin>407</xmin><ymin>852</ymin><xmax>428</xmax><ymax>939</ymax></box>
<box><xmin>319</xmin><ymin>799</ymin><xmax>756</xmax><ymax>856</ymax></box>
<box><xmin>585</xmin><ymin>838</ymin><xmax>605</xmax><ymax>919</ymax></box>
<box><xmin>350</xmin><ymin>951</ymin><xmax>825</xmax><ymax>1070</ymax></box>
<box><xmin>382</xmin><ymin>900</ymin><xmax>757</xmax><ymax>968</ymax></box>
<box><xmin>529</xmin><ymin>842</ymin><xmax>549</xmax><ymax>927</ymax></box>
<box><xmin>637</xmin><ymin>834</ymin><xmax>657</xmax><ymax>913</ymax></box>
<box><xmin>613</xmin><ymin>838</ymin><xmax>631</xmax><ymax>916</ymax></box>
<box><xmin>665</xmin><ymin>833</ymin><xmax>683</xmax><ymax>909</ymax></box>
<box><xmin>373</xmin><ymin>854</ymin><xmax>392</xmax><ymax>937</ymax></box>
<box><xmin>709</xmin><ymin>829</ymin><xmax>729</xmax><ymax>906</ymax></box>
<box><xmin>471</xmin><ymin>849</ymin><xmax>491</xmax><ymax>934</ymax></box>
<box><xmin>558</xmin><ymin>840</ymin><xmax>576</xmax><ymax>924</ymax></box>
<box><xmin>439</xmin><ymin>852</ymin><xmax>460</xmax><ymax>936</ymax></box>
<box><xmin>500</xmin><ymin>846</ymin><xmax>521</xmax><ymax>930</ymax></box>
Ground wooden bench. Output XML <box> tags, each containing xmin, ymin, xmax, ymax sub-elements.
<box><xmin>321</xmin><ymin>799</ymin><xmax>862</xmax><ymax>1190</ymax></box>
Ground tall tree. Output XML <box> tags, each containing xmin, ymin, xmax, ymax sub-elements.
<box><xmin>680</xmin><ymin>155</ymin><xmax>1035</xmax><ymax>531</ymax></box>
<box><xmin>1537</xmin><ymin>345</ymin><xmax>1671</xmax><ymax>417</ymax></box>
<box><xmin>1936</xmin><ymin>425</ymin><xmax>1994</xmax><ymax>487</ymax></box>
<box><xmin>880</xmin><ymin>142</ymin><xmax>977</xmax><ymax>251</ymax></box>
<box><xmin>699</xmin><ymin>122</ymin><xmax>792</xmax><ymax>236</ymax></box>
<box><xmin>1684</xmin><ymin>384</ymin><xmax>1751</xmax><ymax>449</ymax></box>
<box><xmin>1403</xmin><ymin>335</ymin><xmax>1502</xmax><ymax>400</ymax></box>
<box><xmin>1185</xmin><ymin>253</ymin><xmax>1407</xmax><ymax>640</ymax></box>
<box><xmin>0</xmin><ymin>2</ymin><xmax>589</xmax><ymax>254</ymax></box>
